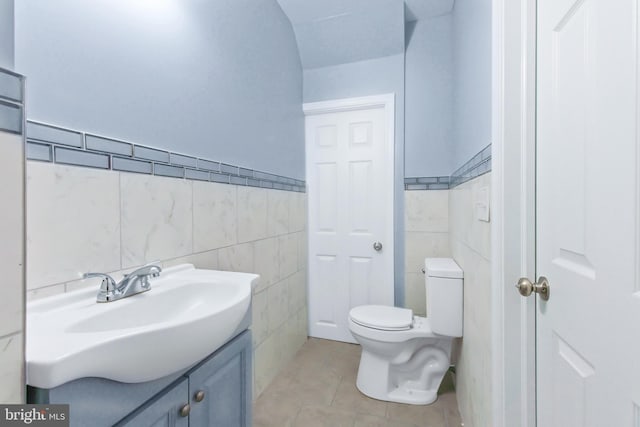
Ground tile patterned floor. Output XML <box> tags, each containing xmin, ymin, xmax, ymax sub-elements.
<box><xmin>254</xmin><ymin>338</ymin><xmax>463</xmax><ymax>427</ymax></box>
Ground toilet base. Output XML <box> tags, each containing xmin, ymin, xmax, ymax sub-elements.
<box><xmin>353</xmin><ymin>338</ymin><xmax>452</xmax><ymax>405</ymax></box>
<box><xmin>388</xmin><ymin>384</ymin><xmax>438</xmax><ymax>405</ymax></box>
<box><xmin>357</xmin><ymin>377</ymin><xmax>439</xmax><ymax>405</ymax></box>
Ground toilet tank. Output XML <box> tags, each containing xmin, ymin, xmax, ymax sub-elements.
<box><xmin>425</xmin><ymin>258</ymin><xmax>463</xmax><ymax>337</ymax></box>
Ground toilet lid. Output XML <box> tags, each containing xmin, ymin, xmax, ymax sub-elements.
<box><xmin>349</xmin><ymin>305</ymin><xmax>413</xmax><ymax>331</ymax></box>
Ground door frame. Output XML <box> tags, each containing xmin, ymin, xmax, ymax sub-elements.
<box><xmin>491</xmin><ymin>0</ymin><xmax>537</xmax><ymax>426</ymax></box>
<box><xmin>302</xmin><ymin>93</ymin><xmax>397</xmax><ymax>336</ymax></box>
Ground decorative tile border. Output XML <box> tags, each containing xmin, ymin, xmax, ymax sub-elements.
<box><xmin>0</xmin><ymin>68</ymin><xmax>23</xmax><ymax>104</ymax></box>
<box><xmin>405</xmin><ymin>144</ymin><xmax>492</xmax><ymax>191</ymax></box>
<box><xmin>450</xmin><ymin>144</ymin><xmax>491</xmax><ymax>188</ymax></box>
<box><xmin>0</xmin><ymin>68</ymin><xmax>25</xmax><ymax>135</ymax></box>
<box><xmin>404</xmin><ymin>176</ymin><xmax>450</xmax><ymax>190</ymax></box>
<box><xmin>25</xmin><ymin>120</ymin><xmax>306</xmax><ymax>193</ymax></box>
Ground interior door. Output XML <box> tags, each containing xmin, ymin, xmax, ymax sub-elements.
<box><xmin>305</xmin><ymin>99</ymin><xmax>394</xmax><ymax>343</ymax></box>
<box><xmin>536</xmin><ymin>0</ymin><xmax>640</xmax><ymax>425</ymax></box>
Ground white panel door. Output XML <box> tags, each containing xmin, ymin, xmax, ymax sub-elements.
<box><xmin>537</xmin><ymin>0</ymin><xmax>640</xmax><ymax>425</ymax></box>
<box><xmin>305</xmin><ymin>100</ymin><xmax>394</xmax><ymax>343</ymax></box>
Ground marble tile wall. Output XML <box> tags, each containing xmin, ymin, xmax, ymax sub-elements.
<box><xmin>26</xmin><ymin>161</ymin><xmax>308</xmax><ymax>399</ymax></box>
<box><xmin>403</xmin><ymin>190</ymin><xmax>451</xmax><ymax>315</ymax></box>
<box><xmin>0</xmin><ymin>131</ymin><xmax>25</xmax><ymax>404</ymax></box>
<box><xmin>448</xmin><ymin>172</ymin><xmax>492</xmax><ymax>427</ymax></box>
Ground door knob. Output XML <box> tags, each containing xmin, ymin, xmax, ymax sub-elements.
<box><xmin>373</xmin><ymin>242</ymin><xmax>383</xmax><ymax>251</ymax></box>
<box><xmin>194</xmin><ymin>390</ymin><xmax>205</xmax><ymax>402</ymax></box>
<box><xmin>516</xmin><ymin>276</ymin><xmax>550</xmax><ymax>301</ymax></box>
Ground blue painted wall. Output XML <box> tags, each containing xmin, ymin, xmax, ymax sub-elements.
<box><xmin>451</xmin><ymin>0</ymin><xmax>492</xmax><ymax>170</ymax></box>
<box><xmin>0</xmin><ymin>0</ymin><xmax>14</xmax><ymax>70</ymax></box>
<box><xmin>404</xmin><ymin>16</ymin><xmax>454</xmax><ymax>177</ymax></box>
<box><xmin>303</xmin><ymin>54</ymin><xmax>404</xmax><ymax>106</ymax></box>
<box><xmin>14</xmin><ymin>0</ymin><xmax>305</xmax><ymax>179</ymax></box>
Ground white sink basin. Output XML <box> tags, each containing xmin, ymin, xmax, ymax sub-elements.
<box><xmin>27</xmin><ymin>264</ymin><xmax>258</xmax><ymax>389</ymax></box>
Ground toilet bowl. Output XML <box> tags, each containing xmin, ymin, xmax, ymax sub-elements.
<box><xmin>348</xmin><ymin>258</ymin><xmax>463</xmax><ymax>405</ymax></box>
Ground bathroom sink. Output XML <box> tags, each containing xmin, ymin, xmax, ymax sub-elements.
<box><xmin>27</xmin><ymin>264</ymin><xmax>258</xmax><ymax>389</ymax></box>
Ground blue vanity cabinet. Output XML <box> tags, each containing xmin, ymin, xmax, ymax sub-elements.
<box><xmin>116</xmin><ymin>330</ymin><xmax>252</xmax><ymax>427</ymax></box>
<box><xmin>188</xmin><ymin>329</ymin><xmax>252</xmax><ymax>427</ymax></box>
<box><xmin>28</xmin><ymin>329</ymin><xmax>253</xmax><ymax>427</ymax></box>
<box><xmin>115</xmin><ymin>378</ymin><xmax>190</xmax><ymax>427</ymax></box>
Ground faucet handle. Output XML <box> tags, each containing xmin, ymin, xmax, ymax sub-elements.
<box><xmin>118</xmin><ymin>264</ymin><xmax>162</xmax><ymax>294</ymax></box>
<box><xmin>127</xmin><ymin>263</ymin><xmax>162</xmax><ymax>279</ymax></box>
<box><xmin>83</xmin><ymin>272</ymin><xmax>118</xmax><ymax>295</ymax></box>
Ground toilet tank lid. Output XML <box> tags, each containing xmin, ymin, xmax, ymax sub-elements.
<box><xmin>425</xmin><ymin>258</ymin><xmax>463</xmax><ymax>279</ymax></box>
<box><xmin>349</xmin><ymin>305</ymin><xmax>413</xmax><ymax>330</ymax></box>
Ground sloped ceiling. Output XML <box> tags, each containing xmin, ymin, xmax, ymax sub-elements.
<box><xmin>405</xmin><ymin>0</ymin><xmax>455</xmax><ymax>22</ymax></box>
<box><xmin>277</xmin><ymin>0</ymin><xmax>455</xmax><ymax>69</ymax></box>
<box><xmin>276</xmin><ymin>0</ymin><xmax>404</xmax><ymax>69</ymax></box>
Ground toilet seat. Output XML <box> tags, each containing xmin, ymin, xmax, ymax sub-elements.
<box><xmin>349</xmin><ymin>305</ymin><xmax>413</xmax><ymax>331</ymax></box>
<box><xmin>348</xmin><ymin>314</ymin><xmax>438</xmax><ymax>343</ymax></box>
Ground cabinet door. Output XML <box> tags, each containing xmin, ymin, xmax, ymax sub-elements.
<box><xmin>189</xmin><ymin>331</ymin><xmax>252</xmax><ymax>427</ymax></box>
<box><xmin>115</xmin><ymin>378</ymin><xmax>189</xmax><ymax>427</ymax></box>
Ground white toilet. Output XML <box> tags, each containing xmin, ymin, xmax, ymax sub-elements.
<box><xmin>348</xmin><ymin>257</ymin><xmax>463</xmax><ymax>405</ymax></box>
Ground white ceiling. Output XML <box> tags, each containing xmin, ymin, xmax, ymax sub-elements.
<box><xmin>277</xmin><ymin>0</ymin><xmax>455</xmax><ymax>69</ymax></box>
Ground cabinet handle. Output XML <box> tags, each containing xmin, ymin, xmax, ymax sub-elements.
<box><xmin>194</xmin><ymin>390</ymin><xmax>206</xmax><ymax>402</ymax></box>
<box><xmin>179</xmin><ymin>403</ymin><xmax>191</xmax><ymax>417</ymax></box>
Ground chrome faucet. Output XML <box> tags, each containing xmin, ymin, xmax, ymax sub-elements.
<box><xmin>84</xmin><ymin>264</ymin><xmax>162</xmax><ymax>303</ymax></box>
